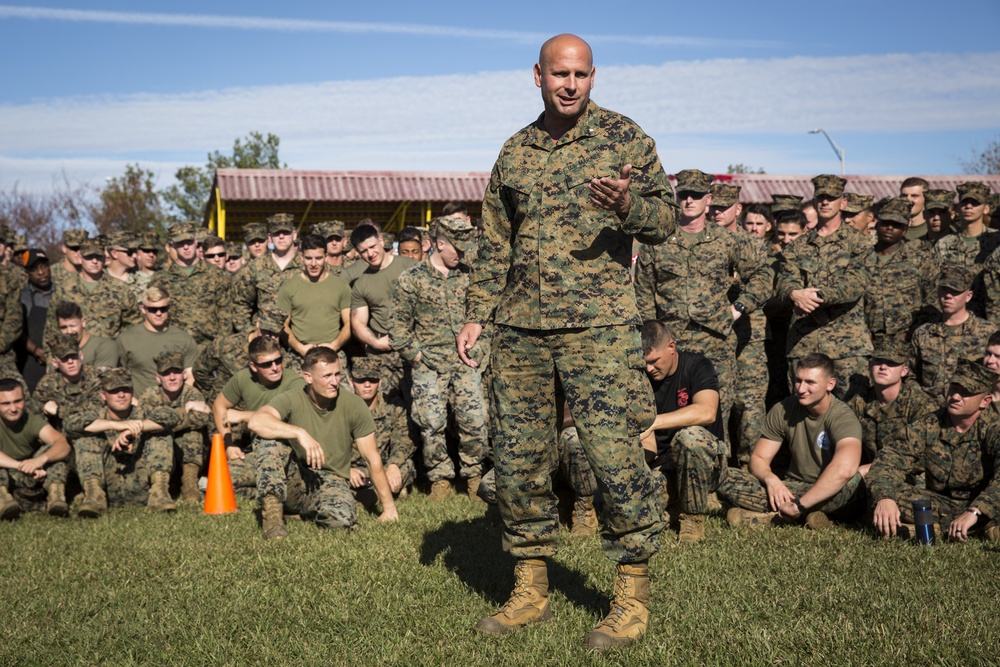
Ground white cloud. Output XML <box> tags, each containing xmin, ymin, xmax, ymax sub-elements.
<box><xmin>1</xmin><ymin>50</ymin><xmax>998</xmax><ymax>191</ymax></box>
<box><xmin>0</xmin><ymin>5</ymin><xmax>775</xmax><ymax>48</ymax></box>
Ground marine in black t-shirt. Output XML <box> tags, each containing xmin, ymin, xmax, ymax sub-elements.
<box><xmin>649</xmin><ymin>350</ymin><xmax>723</xmax><ymax>469</ymax></box>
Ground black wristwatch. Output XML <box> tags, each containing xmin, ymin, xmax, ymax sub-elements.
<box><xmin>733</xmin><ymin>301</ymin><xmax>748</xmax><ymax>315</ymax></box>
<box><xmin>793</xmin><ymin>497</ymin><xmax>808</xmax><ymax>514</ymax></box>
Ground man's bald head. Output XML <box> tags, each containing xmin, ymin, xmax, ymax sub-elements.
<box><xmin>538</xmin><ymin>34</ymin><xmax>593</xmax><ymax>69</ymax></box>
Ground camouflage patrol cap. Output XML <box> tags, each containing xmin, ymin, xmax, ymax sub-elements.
<box><xmin>434</xmin><ymin>215</ymin><xmax>478</xmax><ymax>253</ymax></box>
<box><xmin>137</xmin><ymin>232</ymin><xmax>160</xmax><ymax>250</ymax></box>
<box><xmin>0</xmin><ymin>223</ymin><xmax>10</xmax><ymax>244</ymax></box>
<box><xmin>812</xmin><ymin>174</ymin><xmax>847</xmax><ymax>198</ymax></box>
<box><xmin>877</xmin><ymin>197</ymin><xmax>913</xmax><ymax>225</ymax></box>
<box><xmin>79</xmin><ymin>238</ymin><xmax>105</xmax><ymax>256</ymax></box>
<box><xmin>12</xmin><ymin>233</ymin><xmax>27</xmax><ymax>254</ymax></box>
<box><xmin>226</xmin><ymin>241</ymin><xmax>243</xmax><ymax>258</ymax></box>
<box><xmin>870</xmin><ymin>336</ymin><xmax>911</xmax><ymax>366</ymax></box>
<box><xmin>770</xmin><ymin>194</ymin><xmax>804</xmax><ymax>213</ymax></box>
<box><xmin>924</xmin><ymin>189</ymin><xmax>955</xmax><ymax>212</ymax></box>
<box><xmin>844</xmin><ymin>193</ymin><xmax>874</xmax><ymax>215</ymax></box>
<box><xmin>51</xmin><ymin>332</ymin><xmax>80</xmax><ymax>359</ymax></box>
<box><xmin>990</xmin><ymin>193</ymin><xmax>1000</xmax><ymax>213</ymax></box>
<box><xmin>243</xmin><ymin>222</ymin><xmax>267</xmax><ymax>242</ymax></box>
<box><xmin>107</xmin><ymin>231</ymin><xmax>138</xmax><ymax>250</ymax></box>
<box><xmin>154</xmin><ymin>347</ymin><xmax>186</xmax><ymax>374</ymax></box>
<box><xmin>194</xmin><ymin>228</ymin><xmax>211</xmax><ymax>244</ymax></box>
<box><xmin>266</xmin><ymin>213</ymin><xmax>295</xmax><ymax>234</ymax></box>
<box><xmin>382</xmin><ymin>232</ymin><xmax>396</xmax><ymax>251</ymax></box>
<box><xmin>956</xmin><ymin>181</ymin><xmax>990</xmax><ymax>205</ymax></box>
<box><xmin>311</xmin><ymin>220</ymin><xmax>346</xmax><ymax>240</ymax></box>
<box><xmin>938</xmin><ymin>264</ymin><xmax>975</xmax><ymax>293</ymax></box>
<box><xmin>350</xmin><ymin>355</ymin><xmax>382</xmax><ymax>380</ymax></box>
<box><xmin>258</xmin><ymin>307</ymin><xmax>286</xmax><ymax>334</ymax></box>
<box><xmin>710</xmin><ymin>183</ymin><xmax>741</xmax><ymax>208</ymax></box>
<box><xmin>62</xmin><ymin>229</ymin><xmax>89</xmax><ymax>246</ymax></box>
<box><xmin>949</xmin><ymin>358</ymin><xmax>999</xmax><ymax>395</ymax></box>
<box><xmin>167</xmin><ymin>222</ymin><xmax>197</xmax><ymax>243</ymax></box>
<box><xmin>674</xmin><ymin>169</ymin><xmax>713</xmax><ymax>195</ymax></box>
<box><xmin>100</xmin><ymin>368</ymin><xmax>133</xmax><ymax>392</ymax></box>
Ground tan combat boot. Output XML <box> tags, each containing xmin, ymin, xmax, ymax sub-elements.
<box><xmin>475</xmin><ymin>558</ymin><xmax>552</xmax><ymax>635</ymax></box>
<box><xmin>584</xmin><ymin>562</ymin><xmax>650</xmax><ymax>652</ymax></box>
<box><xmin>466</xmin><ymin>475</ymin><xmax>483</xmax><ymax>502</ymax></box>
<box><xmin>805</xmin><ymin>511</ymin><xmax>832</xmax><ymax>532</ymax></box>
<box><xmin>261</xmin><ymin>495</ymin><xmax>288</xmax><ymax>540</ymax></box>
<box><xmin>146</xmin><ymin>471</ymin><xmax>177</xmax><ymax>513</ymax></box>
<box><xmin>726</xmin><ymin>507</ymin><xmax>778</xmax><ymax>530</ymax></box>
<box><xmin>0</xmin><ymin>486</ymin><xmax>21</xmax><ymax>520</ymax></box>
<box><xmin>46</xmin><ymin>482</ymin><xmax>69</xmax><ymax>517</ymax></box>
<box><xmin>180</xmin><ymin>463</ymin><xmax>202</xmax><ymax>504</ymax></box>
<box><xmin>677</xmin><ymin>513</ymin><xmax>705</xmax><ymax>543</ymax></box>
<box><xmin>77</xmin><ymin>478</ymin><xmax>107</xmax><ymax>518</ymax></box>
<box><xmin>571</xmin><ymin>495</ymin><xmax>598</xmax><ymax>537</ymax></box>
<box><xmin>985</xmin><ymin>522</ymin><xmax>999</xmax><ymax>542</ymax></box>
<box><xmin>428</xmin><ymin>479</ymin><xmax>453</xmax><ymax>502</ymax></box>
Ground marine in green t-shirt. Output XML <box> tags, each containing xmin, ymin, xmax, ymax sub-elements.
<box><xmin>248</xmin><ymin>346</ymin><xmax>398</xmax><ymax>539</ymax></box>
<box><xmin>718</xmin><ymin>353</ymin><xmax>864</xmax><ymax>528</ymax></box>
<box><xmin>276</xmin><ymin>235</ymin><xmax>352</xmax><ymax>355</ymax></box>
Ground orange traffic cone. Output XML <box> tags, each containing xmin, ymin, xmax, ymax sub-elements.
<box><xmin>204</xmin><ymin>434</ymin><xmax>238</xmax><ymax>515</ymax></box>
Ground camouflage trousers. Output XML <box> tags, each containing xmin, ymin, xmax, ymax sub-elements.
<box><xmin>174</xmin><ymin>430</ymin><xmax>207</xmax><ymax>468</ymax></box>
<box><xmin>718</xmin><ymin>467</ymin><xmax>865</xmax><ymax>519</ymax></box>
<box><xmin>411</xmin><ymin>363</ymin><xmax>487</xmax><ymax>482</ymax></box>
<box><xmin>877</xmin><ymin>485</ymin><xmax>982</xmax><ymax>533</ymax></box>
<box><xmin>254</xmin><ymin>437</ymin><xmax>356</xmax><ymax>529</ymax></box>
<box><xmin>787</xmin><ymin>356</ymin><xmax>870</xmax><ymax>401</ymax></box>
<box><xmin>673</xmin><ymin>323</ymin><xmax>735</xmax><ymax>445</ymax></box>
<box><xmin>74</xmin><ymin>435</ymin><xmax>174</xmax><ymax>507</ymax></box>
<box><xmin>732</xmin><ymin>341</ymin><xmax>768</xmax><ymax>465</ymax></box>
<box><xmin>491</xmin><ymin>325</ymin><xmax>661</xmax><ymax>563</ymax></box>
<box><xmin>227</xmin><ymin>448</ymin><xmax>258</xmax><ymax>491</ymax></box>
<box><xmin>353</xmin><ymin>458</ymin><xmax>416</xmax><ymax>510</ymax></box>
<box><xmin>650</xmin><ymin>426</ymin><xmax>728</xmax><ymax>516</ymax></box>
<box><xmin>0</xmin><ymin>443</ymin><xmax>69</xmax><ymax>497</ymax></box>
<box><xmin>367</xmin><ymin>347</ymin><xmax>406</xmax><ymax>399</ymax></box>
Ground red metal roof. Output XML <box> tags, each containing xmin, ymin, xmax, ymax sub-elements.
<box><xmin>215</xmin><ymin>169</ymin><xmax>491</xmax><ymax>203</ymax></box>
<box><xmin>214</xmin><ymin>169</ymin><xmax>999</xmax><ymax>205</ymax></box>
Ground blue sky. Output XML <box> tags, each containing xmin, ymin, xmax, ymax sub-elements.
<box><xmin>1</xmin><ymin>1</ymin><xmax>998</xmax><ymax>193</ymax></box>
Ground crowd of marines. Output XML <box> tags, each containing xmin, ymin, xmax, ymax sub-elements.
<box><xmin>3</xmin><ymin>170</ymin><xmax>998</xmax><ymax>541</ymax></box>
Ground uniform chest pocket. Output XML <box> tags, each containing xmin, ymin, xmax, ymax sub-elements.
<box><xmin>655</xmin><ymin>247</ymin><xmax>689</xmax><ymax>279</ymax></box>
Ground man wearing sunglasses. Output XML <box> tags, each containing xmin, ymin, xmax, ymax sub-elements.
<box><xmin>213</xmin><ymin>335</ymin><xmax>305</xmax><ymax>498</ymax></box>
<box><xmin>116</xmin><ymin>286</ymin><xmax>198</xmax><ymax>396</ymax></box>
<box><xmin>30</xmin><ymin>333</ymin><xmax>101</xmax><ymax>432</ymax></box>
<box><xmin>44</xmin><ymin>237</ymin><xmax>141</xmax><ymax>355</ymax></box>
<box><xmin>150</xmin><ymin>222</ymin><xmax>233</xmax><ymax>346</ymax></box>
<box><xmin>50</xmin><ymin>229</ymin><xmax>89</xmax><ymax>288</ymax></box>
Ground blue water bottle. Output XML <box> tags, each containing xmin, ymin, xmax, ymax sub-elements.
<box><xmin>912</xmin><ymin>498</ymin><xmax>935</xmax><ymax>546</ymax></box>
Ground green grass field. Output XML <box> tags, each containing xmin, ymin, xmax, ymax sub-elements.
<box><xmin>2</xmin><ymin>494</ymin><xmax>998</xmax><ymax>667</ymax></box>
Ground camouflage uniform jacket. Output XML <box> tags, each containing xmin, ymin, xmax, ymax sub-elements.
<box><xmin>389</xmin><ymin>260</ymin><xmax>472</xmax><ymax>372</ymax></box>
<box><xmin>150</xmin><ymin>261</ymin><xmax>233</xmax><ymax>344</ymax></box>
<box><xmin>137</xmin><ymin>383</ymin><xmax>212</xmax><ymax>435</ymax></box>
<box><xmin>350</xmin><ymin>393</ymin><xmax>414</xmax><ymax>471</ymax></box>
<box><xmin>192</xmin><ymin>331</ymin><xmax>251</xmax><ymax>401</ymax></box>
<box><xmin>911</xmin><ymin>314</ymin><xmax>997</xmax><ymax>399</ymax></box>
<box><xmin>231</xmin><ymin>253</ymin><xmax>304</xmax><ymax>332</ymax></box>
<box><xmin>44</xmin><ymin>273</ymin><xmax>141</xmax><ymax>353</ymax></box>
<box><xmin>0</xmin><ymin>262</ymin><xmax>27</xmax><ymax>293</ymax></box>
<box><xmin>865</xmin><ymin>240</ymin><xmax>940</xmax><ymax>341</ymax></box>
<box><xmin>29</xmin><ymin>365</ymin><xmax>103</xmax><ymax>430</ymax></box>
<box><xmin>0</xmin><ymin>264</ymin><xmax>23</xmax><ymax>361</ymax></box>
<box><xmin>775</xmin><ymin>225</ymin><xmax>875</xmax><ymax>359</ymax></box>
<box><xmin>49</xmin><ymin>262</ymin><xmax>78</xmax><ymax>289</ymax></box>
<box><xmin>934</xmin><ymin>230</ymin><xmax>1000</xmax><ymax>318</ymax></box>
<box><xmin>466</xmin><ymin>100</ymin><xmax>678</xmax><ymax>329</ymax></box>
<box><xmin>63</xmin><ymin>400</ymin><xmax>181</xmax><ymax>441</ymax></box>
<box><xmin>846</xmin><ymin>380</ymin><xmax>938</xmax><ymax>463</ymax></box>
<box><xmin>868</xmin><ymin>409</ymin><xmax>1000</xmax><ymax>517</ymax></box>
<box><xmin>975</xmin><ymin>243</ymin><xmax>1000</xmax><ymax>326</ymax></box>
<box><xmin>635</xmin><ymin>224</ymin><xmax>771</xmax><ymax>336</ymax></box>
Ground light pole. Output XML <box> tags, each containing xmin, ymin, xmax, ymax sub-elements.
<box><xmin>809</xmin><ymin>129</ymin><xmax>845</xmax><ymax>176</ymax></box>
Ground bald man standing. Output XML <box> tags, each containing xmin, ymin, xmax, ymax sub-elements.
<box><xmin>458</xmin><ymin>34</ymin><xmax>677</xmax><ymax>651</ymax></box>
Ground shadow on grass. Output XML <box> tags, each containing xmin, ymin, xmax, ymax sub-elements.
<box><xmin>419</xmin><ymin>505</ymin><xmax>606</xmax><ymax>615</ymax></box>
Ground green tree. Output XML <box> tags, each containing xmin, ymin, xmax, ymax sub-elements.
<box><xmin>727</xmin><ymin>163</ymin><xmax>766</xmax><ymax>175</ymax></box>
<box><xmin>161</xmin><ymin>131</ymin><xmax>287</xmax><ymax>222</ymax></box>
<box><xmin>960</xmin><ymin>136</ymin><xmax>1000</xmax><ymax>175</ymax></box>
<box><xmin>88</xmin><ymin>164</ymin><xmax>166</xmax><ymax>237</ymax></box>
